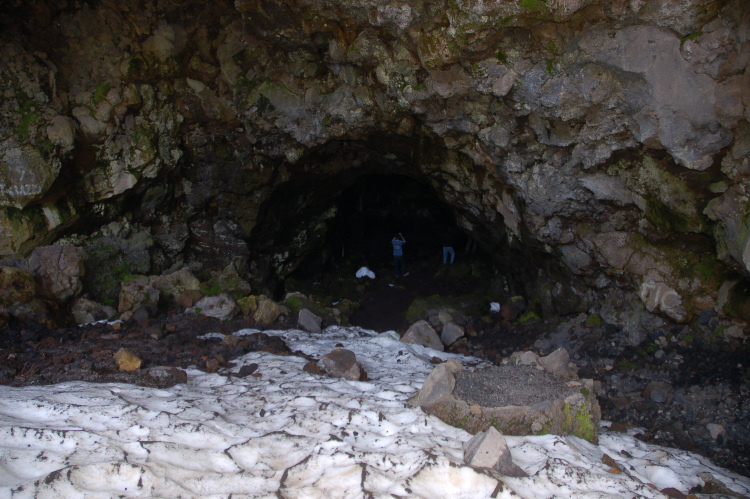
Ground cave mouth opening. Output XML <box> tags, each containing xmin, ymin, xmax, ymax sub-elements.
<box><xmin>249</xmin><ymin>136</ymin><xmax>541</xmax><ymax>322</ymax></box>
<box><xmin>288</xmin><ymin>174</ymin><xmax>474</xmax><ymax>279</ymax></box>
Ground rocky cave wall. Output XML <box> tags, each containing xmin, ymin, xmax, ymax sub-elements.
<box><xmin>1</xmin><ymin>0</ymin><xmax>750</xmax><ymax>338</ymax></box>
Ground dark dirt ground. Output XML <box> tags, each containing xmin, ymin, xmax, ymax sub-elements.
<box><xmin>1</xmin><ymin>252</ymin><xmax>749</xmax><ymax>482</ymax></box>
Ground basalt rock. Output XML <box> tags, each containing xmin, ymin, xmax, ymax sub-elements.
<box><xmin>0</xmin><ymin>0</ymin><xmax>748</xmax><ymax>329</ymax></box>
<box><xmin>410</xmin><ymin>360</ymin><xmax>601</xmax><ymax>444</ymax></box>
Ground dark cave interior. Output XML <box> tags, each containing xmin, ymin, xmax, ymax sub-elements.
<box><xmin>291</xmin><ymin>174</ymin><xmax>471</xmax><ymax>277</ymax></box>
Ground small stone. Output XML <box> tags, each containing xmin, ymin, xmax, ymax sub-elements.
<box><xmin>408</xmin><ymin>359</ymin><xmax>462</xmax><ymax>409</ymax></box>
<box><xmin>147</xmin><ymin>366</ymin><xmax>187</xmax><ymax>386</ymax></box>
<box><xmin>190</xmin><ymin>294</ymin><xmax>238</xmax><ymax>321</ymax></box>
<box><xmin>539</xmin><ymin>347</ymin><xmax>571</xmax><ymax>378</ymax></box>
<box><xmin>643</xmin><ymin>381</ymin><xmax>673</xmax><ymax>403</ymax></box>
<box><xmin>177</xmin><ymin>289</ymin><xmax>203</xmax><ymax>308</ymax></box>
<box><xmin>239</xmin><ymin>363</ymin><xmax>259</xmax><ymax>377</ymax></box>
<box><xmin>322</xmin><ymin>348</ymin><xmax>364</xmax><ymax>380</ymax></box>
<box><xmin>298</xmin><ymin>308</ymin><xmax>323</xmax><ymax>333</ymax></box>
<box><xmin>437</xmin><ymin>310</ymin><xmax>453</xmax><ymax>325</ymax></box>
<box><xmin>114</xmin><ymin>348</ymin><xmax>142</xmax><ymax>371</ymax></box>
<box><xmin>401</xmin><ymin>320</ymin><xmax>444</xmax><ymax>351</ymax></box>
<box><xmin>706</xmin><ymin>423</ymin><xmax>726</xmax><ymax>443</ymax></box>
<box><xmin>222</xmin><ymin>334</ymin><xmax>242</xmax><ymax>347</ymax></box>
<box><xmin>254</xmin><ymin>296</ymin><xmax>281</xmax><ymax>325</ymax></box>
<box><xmin>500</xmin><ymin>304</ymin><xmax>519</xmax><ymax>321</ymax></box>
<box><xmin>303</xmin><ymin>360</ymin><xmax>324</xmax><ymax>375</ymax></box>
<box><xmin>602</xmin><ymin>453</ymin><xmax>620</xmax><ymax>471</ymax></box>
<box><xmin>463</xmin><ymin>427</ymin><xmax>527</xmax><ymax>477</ymax></box>
<box><xmin>205</xmin><ymin>358</ymin><xmax>220</xmax><ymax>372</ymax></box>
<box><xmin>237</xmin><ymin>295</ymin><xmax>259</xmax><ymax>316</ymax></box>
<box><xmin>441</xmin><ymin>322</ymin><xmax>465</xmax><ymax>346</ymax></box>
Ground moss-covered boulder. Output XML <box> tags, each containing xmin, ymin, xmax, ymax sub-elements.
<box><xmin>0</xmin><ymin>266</ymin><xmax>36</xmax><ymax>307</ymax></box>
<box><xmin>410</xmin><ymin>361</ymin><xmax>601</xmax><ymax>444</ymax></box>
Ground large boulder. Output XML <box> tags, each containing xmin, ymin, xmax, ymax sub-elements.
<box><xmin>25</xmin><ymin>244</ymin><xmax>86</xmax><ymax>303</ymax></box>
<box><xmin>410</xmin><ymin>361</ymin><xmax>601</xmax><ymax>444</ymax></box>
<box><xmin>0</xmin><ymin>146</ymin><xmax>61</xmax><ymax>210</ymax></box>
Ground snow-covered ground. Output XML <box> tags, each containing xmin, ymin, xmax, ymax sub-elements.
<box><xmin>1</xmin><ymin>326</ymin><xmax>748</xmax><ymax>498</ymax></box>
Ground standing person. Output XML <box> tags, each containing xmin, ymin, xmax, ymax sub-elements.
<box><xmin>392</xmin><ymin>233</ymin><xmax>408</xmax><ymax>277</ymax></box>
<box><xmin>442</xmin><ymin>232</ymin><xmax>455</xmax><ymax>264</ymax></box>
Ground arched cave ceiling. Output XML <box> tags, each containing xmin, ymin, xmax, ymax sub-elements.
<box><xmin>1</xmin><ymin>0</ymin><xmax>750</xmax><ymax>325</ymax></box>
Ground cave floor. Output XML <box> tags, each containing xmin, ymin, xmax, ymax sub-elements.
<box><xmin>0</xmin><ymin>259</ymin><xmax>748</xmax><ymax>480</ymax></box>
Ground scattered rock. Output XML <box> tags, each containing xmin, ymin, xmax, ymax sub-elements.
<box><xmin>71</xmin><ymin>297</ymin><xmax>117</xmax><ymax>324</ymax></box>
<box><xmin>539</xmin><ymin>347</ymin><xmax>572</xmax><ymax>378</ymax></box>
<box><xmin>643</xmin><ymin>381</ymin><xmax>673</xmax><ymax>404</ymax></box>
<box><xmin>189</xmin><ymin>294</ymin><xmax>238</xmax><ymax>321</ymax></box>
<box><xmin>239</xmin><ymin>363</ymin><xmax>259</xmax><ymax>377</ymax></box>
<box><xmin>237</xmin><ymin>295</ymin><xmax>259</xmax><ymax>316</ymax></box>
<box><xmin>146</xmin><ymin>366</ymin><xmax>187</xmax><ymax>386</ymax></box>
<box><xmin>463</xmin><ymin>426</ymin><xmax>528</xmax><ymax>477</ymax></box>
<box><xmin>176</xmin><ymin>289</ymin><xmax>203</xmax><ymax>308</ymax></box>
<box><xmin>322</xmin><ymin>348</ymin><xmax>366</xmax><ymax>381</ymax></box>
<box><xmin>114</xmin><ymin>348</ymin><xmax>142</xmax><ymax>371</ymax></box>
<box><xmin>408</xmin><ymin>359</ymin><xmax>462</xmax><ymax>409</ymax></box>
<box><xmin>303</xmin><ymin>360</ymin><xmax>324</xmax><ymax>375</ymax></box>
<box><xmin>298</xmin><ymin>308</ymin><xmax>322</xmax><ymax>333</ymax></box>
<box><xmin>437</xmin><ymin>310</ymin><xmax>453</xmax><ymax>325</ymax></box>
<box><xmin>238</xmin><ymin>362</ymin><xmax>258</xmax><ymax>378</ymax></box>
<box><xmin>254</xmin><ymin>296</ymin><xmax>281</xmax><ymax>325</ymax></box>
<box><xmin>150</xmin><ymin>267</ymin><xmax>201</xmax><ymax>306</ymax></box>
<box><xmin>118</xmin><ymin>275</ymin><xmax>160</xmax><ymax>320</ymax></box>
<box><xmin>500</xmin><ymin>304</ymin><xmax>519</xmax><ymax>321</ymax></box>
<box><xmin>440</xmin><ymin>322</ymin><xmax>464</xmax><ymax>346</ymax></box>
<box><xmin>401</xmin><ymin>320</ymin><xmax>444</xmax><ymax>351</ymax></box>
<box><xmin>706</xmin><ymin>423</ymin><xmax>726</xmax><ymax>444</ymax></box>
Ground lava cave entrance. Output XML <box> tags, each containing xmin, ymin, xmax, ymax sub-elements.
<box><xmin>291</xmin><ymin>174</ymin><xmax>471</xmax><ymax>277</ymax></box>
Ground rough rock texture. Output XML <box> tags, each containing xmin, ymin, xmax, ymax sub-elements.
<box><xmin>441</xmin><ymin>322</ymin><xmax>465</xmax><ymax>346</ymax></box>
<box><xmin>25</xmin><ymin>244</ymin><xmax>86</xmax><ymax>303</ymax></box>
<box><xmin>298</xmin><ymin>308</ymin><xmax>323</xmax><ymax>333</ymax></box>
<box><xmin>0</xmin><ymin>0</ymin><xmax>749</xmax><ymax>328</ymax></box>
<box><xmin>71</xmin><ymin>297</ymin><xmax>116</xmax><ymax>324</ymax></box>
<box><xmin>322</xmin><ymin>347</ymin><xmax>365</xmax><ymax>380</ymax></box>
<box><xmin>0</xmin><ymin>266</ymin><xmax>35</xmax><ymax>307</ymax></box>
<box><xmin>401</xmin><ymin>320</ymin><xmax>444</xmax><ymax>351</ymax></box>
<box><xmin>118</xmin><ymin>275</ymin><xmax>160</xmax><ymax>320</ymax></box>
<box><xmin>188</xmin><ymin>294</ymin><xmax>239</xmax><ymax>321</ymax></box>
<box><xmin>114</xmin><ymin>347</ymin><xmax>143</xmax><ymax>372</ymax></box>
<box><xmin>463</xmin><ymin>426</ymin><xmax>527</xmax><ymax>478</ymax></box>
<box><xmin>253</xmin><ymin>296</ymin><xmax>282</xmax><ymax>326</ymax></box>
<box><xmin>411</xmin><ymin>360</ymin><xmax>601</xmax><ymax>443</ymax></box>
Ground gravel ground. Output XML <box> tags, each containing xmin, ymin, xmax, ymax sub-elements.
<box><xmin>454</xmin><ymin>364</ymin><xmax>580</xmax><ymax>407</ymax></box>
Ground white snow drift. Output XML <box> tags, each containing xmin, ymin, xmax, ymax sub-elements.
<box><xmin>0</xmin><ymin>326</ymin><xmax>748</xmax><ymax>498</ymax></box>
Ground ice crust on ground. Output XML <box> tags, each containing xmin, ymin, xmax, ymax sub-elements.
<box><xmin>0</xmin><ymin>326</ymin><xmax>748</xmax><ymax>498</ymax></box>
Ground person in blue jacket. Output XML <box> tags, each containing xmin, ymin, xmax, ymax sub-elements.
<box><xmin>392</xmin><ymin>233</ymin><xmax>408</xmax><ymax>277</ymax></box>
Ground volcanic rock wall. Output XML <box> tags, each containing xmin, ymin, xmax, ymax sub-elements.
<box><xmin>0</xmin><ymin>0</ymin><xmax>749</xmax><ymax>333</ymax></box>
